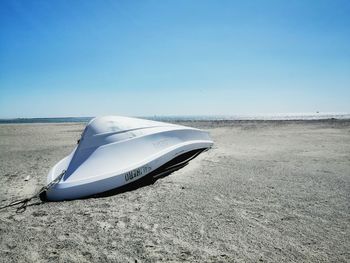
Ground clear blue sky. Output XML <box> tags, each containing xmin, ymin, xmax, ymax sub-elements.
<box><xmin>1</xmin><ymin>0</ymin><xmax>349</xmax><ymax>118</ymax></box>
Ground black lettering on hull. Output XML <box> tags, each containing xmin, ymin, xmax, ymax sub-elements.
<box><xmin>124</xmin><ymin>166</ymin><xmax>152</xmax><ymax>182</ymax></box>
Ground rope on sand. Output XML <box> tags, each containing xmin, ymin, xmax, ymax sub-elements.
<box><xmin>0</xmin><ymin>170</ymin><xmax>66</xmax><ymax>213</ymax></box>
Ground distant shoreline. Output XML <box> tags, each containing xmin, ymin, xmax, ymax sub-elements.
<box><xmin>0</xmin><ymin>114</ymin><xmax>350</xmax><ymax>124</ymax></box>
<box><xmin>0</xmin><ymin>117</ymin><xmax>93</xmax><ymax>124</ymax></box>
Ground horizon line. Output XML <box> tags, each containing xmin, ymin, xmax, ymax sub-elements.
<box><xmin>1</xmin><ymin>112</ymin><xmax>350</xmax><ymax>123</ymax></box>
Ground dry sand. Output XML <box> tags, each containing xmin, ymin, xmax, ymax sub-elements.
<box><xmin>0</xmin><ymin>120</ymin><xmax>349</xmax><ymax>262</ymax></box>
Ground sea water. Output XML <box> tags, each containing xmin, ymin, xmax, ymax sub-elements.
<box><xmin>0</xmin><ymin>113</ymin><xmax>349</xmax><ymax>124</ymax></box>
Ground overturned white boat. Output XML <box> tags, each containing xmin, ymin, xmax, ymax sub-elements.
<box><xmin>44</xmin><ymin>116</ymin><xmax>213</xmax><ymax>201</ymax></box>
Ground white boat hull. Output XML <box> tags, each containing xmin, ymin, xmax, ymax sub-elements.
<box><xmin>45</xmin><ymin>116</ymin><xmax>213</xmax><ymax>201</ymax></box>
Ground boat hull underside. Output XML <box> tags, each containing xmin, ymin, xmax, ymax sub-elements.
<box><xmin>44</xmin><ymin>147</ymin><xmax>208</xmax><ymax>201</ymax></box>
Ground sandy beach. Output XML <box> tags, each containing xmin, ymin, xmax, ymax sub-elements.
<box><xmin>0</xmin><ymin>120</ymin><xmax>349</xmax><ymax>262</ymax></box>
